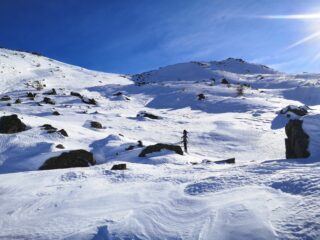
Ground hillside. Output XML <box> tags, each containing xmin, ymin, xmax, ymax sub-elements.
<box><xmin>0</xmin><ymin>48</ymin><xmax>319</xmax><ymax>239</ymax></box>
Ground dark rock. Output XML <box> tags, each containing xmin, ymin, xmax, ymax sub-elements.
<box><xmin>137</xmin><ymin>140</ymin><xmax>144</xmax><ymax>147</ymax></box>
<box><xmin>15</xmin><ymin>99</ymin><xmax>21</xmax><ymax>104</ymax></box>
<box><xmin>197</xmin><ymin>93</ymin><xmax>205</xmax><ymax>101</ymax></box>
<box><xmin>52</xmin><ymin>111</ymin><xmax>60</xmax><ymax>116</ymax></box>
<box><xmin>111</xmin><ymin>164</ymin><xmax>127</xmax><ymax>170</ymax></box>
<box><xmin>56</xmin><ymin>144</ymin><xmax>65</xmax><ymax>149</ymax></box>
<box><xmin>6</xmin><ymin>103</ymin><xmax>11</xmax><ymax>106</ymax></box>
<box><xmin>221</xmin><ymin>78</ymin><xmax>229</xmax><ymax>84</ymax></box>
<box><xmin>280</xmin><ymin>105</ymin><xmax>308</xmax><ymax>117</ymax></box>
<box><xmin>113</xmin><ymin>92</ymin><xmax>123</xmax><ymax>96</ymax></box>
<box><xmin>42</xmin><ymin>125</ymin><xmax>67</xmax><ymax>136</ymax></box>
<box><xmin>43</xmin><ymin>97</ymin><xmax>55</xmax><ymax>105</ymax></box>
<box><xmin>139</xmin><ymin>143</ymin><xmax>183</xmax><ymax>157</ymax></box>
<box><xmin>0</xmin><ymin>114</ymin><xmax>27</xmax><ymax>134</ymax></box>
<box><xmin>44</xmin><ymin>88</ymin><xmax>57</xmax><ymax>95</ymax></box>
<box><xmin>82</xmin><ymin>97</ymin><xmax>97</xmax><ymax>105</ymax></box>
<box><xmin>0</xmin><ymin>95</ymin><xmax>11</xmax><ymax>101</ymax></box>
<box><xmin>285</xmin><ymin>120</ymin><xmax>310</xmax><ymax>158</ymax></box>
<box><xmin>41</xmin><ymin>124</ymin><xmax>57</xmax><ymax>131</ymax></box>
<box><xmin>58</xmin><ymin>129</ymin><xmax>68</xmax><ymax>137</ymax></box>
<box><xmin>137</xmin><ymin>111</ymin><xmax>161</xmax><ymax>120</ymax></box>
<box><xmin>91</xmin><ymin>121</ymin><xmax>103</xmax><ymax>129</ymax></box>
<box><xmin>27</xmin><ymin>92</ymin><xmax>37</xmax><ymax>99</ymax></box>
<box><xmin>39</xmin><ymin>150</ymin><xmax>95</xmax><ymax>170</ymax></box>
<box><xmin>125</xmin><ymin>145</ymin><xmax>135</xmax><ymax>151</ymax></box>
<box><xmin>70</xmin><ymin>92</ymin><xmax>82</xmax><ymax>98</ymax></box>
<box><xmin>214</xmin><ymin>158</ymin><xmax>236</xmax><ymax>164</ymax></box>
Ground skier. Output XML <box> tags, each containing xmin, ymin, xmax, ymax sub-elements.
<box><xmin>182</xmin><ymin>130</ymin><xmax>188</xmax><ymax>153</ymax></box>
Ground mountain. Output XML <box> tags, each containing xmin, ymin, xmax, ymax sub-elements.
<box><xmin>0</xmin><ymin>48</ymin><xmax>319</xmax><ymax>239</ymax></box>
<box><xmin>132</xmin><ymin>58</ymin><xmax>278</xmax><ymax>83</ymax></box>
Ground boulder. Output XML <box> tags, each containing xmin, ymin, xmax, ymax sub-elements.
<box><xmin>111</xmin><ymin>164</ymin><xmax>127</xmax><ymax>170</ymax></box>
<box><xmin>221</xmin><ymin>78</ymin><xmax>229</xmax><ymax>84</ymax></box>
<box><xmin>56</xmin><ymin>144</ymin><xmax>65</xmax><ymax>149</ymax></box>
<box><xmin>43</xmin><ymin>88</ymin><xmax>57</xmax><ymax>95</ymax></box>
<box><xmin>82</xmin><ymin>97</ymin><xmax>97</xmax><ymax>105</ymax></box>
<box><xmin>70</xmin><ymin>92</ymin><xmax>82</xmax><ymax>98</ymax></box>
<box><xmin>285</xmin><ymin>120</ymin><xmax>310</xmax><ymax>158</ymax></box>
<box><xmin>39</xmin><ymin>150</ymin><xmax>96</xmax><ymax>170</ymax></box>
<box><xmin>125</xmin><ymin>145</ymin><xmax>135</xmax><ymax>151</ymax></box>
<box><xmin>0</xmin><ymin>114</ymin><xmax>27</xmax><ymax>134</ymax></box>
<box><xmin>27</xmin><ymin>92</ymin><xmax>37</xmax><ymax>99</ymax></box>
<box><xmin>139</xmin><ymin>143</ymin><xmax>183</xmax><ymax>157</ymax></box>
<box><xmin>280</xmin><ymin>105</ymin><xmax>308</xmax><ymax>117</ymax></box>
<box><xmin>137</xmin><ymin>111</ymin><xmax>161</xmax><ymax>120</ymax></box>
<box><xmin>43</xmin><ymin>97</ymin><xmax>55</xmax><ymax>105</ymax></box>
<box><xmin>52</xmin><ymin>111</ymin><xmax>60</xmax><ymax>116</ymax></box>
<box><xmin>113</xmin><ymin>92</ymin><xmax>123</xmax><ymax>96</ymax></box>
<box><xmin>15</xmin><ymin>99</ymin><xmax>21</xmax><ymax>104</ymax></box>
<box><xmin>214</xmin><ymin>158</ymin><xmax>235</xmax><ymax>164</ymax></box>
<box><xmin>137</xmin><ymin>140</ymin><xmax>144</xmax><ymax>147</ymax></box>
<box><xmin>197</xmin><ymin>93</ymin><xmax>205</xmax><ymax>101</ymax></box>
<box><xmin>0</xmin><ymin>95</ymin><xmax>11</xmax><ymax>101</ymax></box>
<box><xmin>91</xmin><ymin>121</ymin><xmax>103</xmax><ymax>129</ymax></box>
<box><xmin>58</xmin><ymin>129</ymin><xmax>68</xmax><ymax>137</ymax></box>
<box><xmin>41</xmin><ymin>124</ymin><xmax>57</xmax><ymax>132</ymax></box>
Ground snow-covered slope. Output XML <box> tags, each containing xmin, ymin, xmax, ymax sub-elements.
<box><xmin>132</xmin><ymin>58</ymin><xmax>278</xmax><ymax>83</ymax></box>
<box><xmin>0</xmin><ymin>48</ymin><xmax>320</xmax><ymax>239</ymax></box>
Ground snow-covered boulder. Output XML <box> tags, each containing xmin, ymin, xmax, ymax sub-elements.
<box><xmin>279</xmin><ymin>105</ymin><xmax>309</xmax><ymax>118</ymax></box>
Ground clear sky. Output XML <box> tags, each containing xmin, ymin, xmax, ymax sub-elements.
<box><xmin>1</xmin><ymin>0</ymin><xmax>320</xmax><ymax>74</ymax></box>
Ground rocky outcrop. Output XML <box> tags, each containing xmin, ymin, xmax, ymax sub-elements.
<box><xmin>0</xmin><ymin>114</ymin><xmax>27</xmax><ymax>134</ymax></box>
<box><xmin>39</xmin><ymin>150</ymin><xmax>95</xmax><ymax>170</ymax></box>
<box><xmin>285</xmin><ymin>120</ymin><xmax>310</xmax><ymax>159</ymax></box>
<box><xmin>111</xmin><ymin>164</ymin><xmax>127</xmax><ymax>170</ymax></box>
<box><xmin>137</xmin><ymin>111</ymin><xmax>161</xmax><ymax>120</ymax></box>
<box><xmin>139</xmin><ymin>143</ymin><xmax>183</xmax><ymax>157</ymax></box>
<box><xmin>280</xmin><ymin>105</ymin><xmax>308</xmax><ymax>117</ymax></box>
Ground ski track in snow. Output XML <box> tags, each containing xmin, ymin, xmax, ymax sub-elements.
<box><xmin>0</xmin><ymin>49</ymin><xmax>320</xmax><ymax>239</ymax></box>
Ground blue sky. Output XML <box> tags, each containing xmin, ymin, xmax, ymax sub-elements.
<box><xmin>1</xmin><ymin>0</ymin><xmax>320</xmax><ymax>73</ymax></box>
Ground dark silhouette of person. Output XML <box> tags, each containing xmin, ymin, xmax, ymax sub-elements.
<box><xmin>182</xmin><ymin>130</ymin><xmax>188</xmax><ymax>153</ymax></box>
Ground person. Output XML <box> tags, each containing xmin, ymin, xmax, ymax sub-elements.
<box><xmin>182</xmin><ymin>130</ymin><xmax>188</xmax><ymax>153</ymax></box>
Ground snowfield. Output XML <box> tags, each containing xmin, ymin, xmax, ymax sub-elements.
<box><xmin>0</xmin><ymin>48</ymin><xmax>319</xmax><ymax>239</ymax></box>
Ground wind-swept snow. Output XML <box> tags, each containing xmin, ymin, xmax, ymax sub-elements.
<box><xmin>0</xmin><ymin>48</ymin><xmax>320</xmax><ymax>239</ymax></box>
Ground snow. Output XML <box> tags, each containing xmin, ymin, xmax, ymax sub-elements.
<box><xmin>0</xmin><ymin>48</ymin><xmax>320</xmax><ymax>239</ymax></box>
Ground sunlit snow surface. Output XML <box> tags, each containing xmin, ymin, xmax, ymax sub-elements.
<box><xmin>0</xmin><ymin>49</ymin><xmax>319</xmax><ymax>239</ymax></box>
